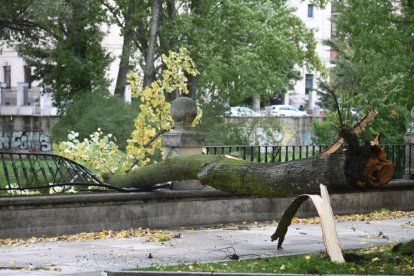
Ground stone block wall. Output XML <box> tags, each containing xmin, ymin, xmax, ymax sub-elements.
<box><xmin>0</xmin><ymin>115</ymin><xmax>58</xmax><ymax>152</ymax></box>
<box><xmin>224</xmin><ymin>116</ymin><xmax>322</xmax><ymax>145</ymax></box>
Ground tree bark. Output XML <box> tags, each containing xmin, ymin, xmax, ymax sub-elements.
<box><xmin>115</xmin><ymin>26</ymin><xmax>134</xmax><ymax>97</ymax></box>
<box><xmin>106</xmin><ymin>153</ymin><xmax>386</xmax><ymax>197</ymax></box>
<box><xmin>143</xmin><ymin>0</ymin><xmax>161</xmax><ymax>87</ymax></box>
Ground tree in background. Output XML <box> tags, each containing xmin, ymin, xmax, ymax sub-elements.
<box><xmin>0</xmin><ymin>0</ymin><xmax>111</xmax><ymax>112</ymax></box>
<box><xmin>102</xmin><ymin>0</ymin><xmax>321</xmax><ymax>104</ymax></box>
<box><xmin>175</xmin><ymin>0</ymin><xmax>322</xmax><ymax>105</ymax></box>
<box><xmin>319</xmin><ymin>0</ymin><xmax>414</xmax><ymax>143</ymax></box>
<box><xmin>1</xmin><ymin>0</ymin><xmax>322</xmax><ymax>146</ymax></box>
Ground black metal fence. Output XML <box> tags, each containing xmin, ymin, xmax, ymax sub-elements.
<box><xmin>0</xmin><ymin>151</ymin><xmax>147</xmax><ymax>196</ymax></box>
<box><xmin>205</xmin><ymin>144</ymin><xmax>410</xmax><ymax>179</ymax></box>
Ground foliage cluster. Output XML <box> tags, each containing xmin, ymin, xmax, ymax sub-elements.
<box><xmin>126</xmin><ymin>48</ymin><xmax>199</xmax><ymax>167</ymax></box>
<box><xmin>52</xmin><ymin>93</ymin><xmax>139</xmax><ymax>150</ymax></box>
<box><xmin>0</xmin><ymin>0</ymin><xmax>323</xmax><ymax>113</ymax></box>
<box><xmin>317</xmin><ymin>0</ymin><xmax>414</xmax><ymax>143</ymax></box>
<box><xmin>55</xmin><ymin>130</ymin><xmax>131</xmax><ymax>178</ymax></box>
<box><xmin>0</xmin><ymin>0</ymin><xmax>111</xmax><ymax>112</ymax></box>
<box><xmin>175</xmin><ymin>0</ymin><xmax>323</xmax><ymax>104</ymax></box>
<box><xmin>54</xmin><ymin>48</ymin><xmax>199</xmax><ymax>175</ymax></box>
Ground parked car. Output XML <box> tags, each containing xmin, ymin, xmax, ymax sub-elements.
<box><xmin>226</xmin><ymin>106</ymin><xmax>260</xmax><ymax>117</ymax></box>
<box><xmin>270</xmin><ymin>105</ymin><xmax>308</xmax><ymax>117</ymax></box>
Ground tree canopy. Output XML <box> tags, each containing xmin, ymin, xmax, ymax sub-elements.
<box><xmin>101</xmin><ymin>0</ymin><xmax>322</xmax><ymax>105</ymax></box>
<box><xmin>0</xmin><ymin>0</ymin><xmax>111</xmax><ymax>111</ymax></box>
<box><xmin>171</xmin><ymin>0</ymin><xmax>322</xmax><ymax>104</ymax></box>
<box><xmin>322</xmin><ymin>0</ymin><xmax>414</xmax><ymax>143</ymax></box>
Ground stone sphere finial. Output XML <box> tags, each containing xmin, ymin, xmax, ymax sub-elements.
<box><xmin>170</xmin><ymin>97</ymin><xmax>197</xmax><ymax>130</ymax></box>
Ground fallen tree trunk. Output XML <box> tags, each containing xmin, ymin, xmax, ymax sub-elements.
<box><xmin>106</xmin><ymin>151</ymin><xmax>394</xmax><ymax>197</ymax></box>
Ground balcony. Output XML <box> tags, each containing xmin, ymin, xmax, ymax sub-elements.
<box><xmin>0</xmin><ymin>83</ymin><xmax>58</xmax><ymax>116</ymax></box>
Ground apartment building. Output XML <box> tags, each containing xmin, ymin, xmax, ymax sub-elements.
<box><xmin>284</xmin><ymin>0</ymin><xmax>333</xmax><ymax>112</ymax></box>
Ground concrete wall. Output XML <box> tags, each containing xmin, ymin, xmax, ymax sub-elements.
<box><xmin>1</xmin><ymin>181</ymin><xmax>413</xmax><ymax>239</ymax></box>
<box><xmin>224</xmin><ymin>116</ymin><xmax>319</xmax><ymax>145</ymax></box>
<box><xmin>0</xmin><ymin>115</ymin><xmax>318</xmax><ymax>152</ymax></box>
<box><xmin>0</xmin><ymin>115</ymin><xmax>58</xmax><ymax>152</ymax></box>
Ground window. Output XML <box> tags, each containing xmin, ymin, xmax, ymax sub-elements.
<box><xmin>307</xmin><ymin>4</ymin><xmax>314</xmax><ymax>18</ymax></box>
<box><xmin>4</xmin><ymin>65</ymin><xmax>11</xmax><ymax>88</ymax></box>
<box><xmin>24</xmin><ymin>66</ymin><xmax>32</xmax><ymax>88</ymax></box>
<box><xmin>305</xmin><ymin>74</ymin><xmax>314</xmax><ymax>95</ymax></box>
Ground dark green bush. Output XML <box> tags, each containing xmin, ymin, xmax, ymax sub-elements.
<box><xmin>52</xmin><ymin>92</ymin><xmax>139</xmax><ymax>150</ymax></box>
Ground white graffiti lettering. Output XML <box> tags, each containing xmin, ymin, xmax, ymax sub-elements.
<box><xmin>0</xmin><ymin>130</ymin><xmax>51</xmax><ymax>152</ymax></box>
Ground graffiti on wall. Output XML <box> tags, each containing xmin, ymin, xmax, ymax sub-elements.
<box><xmin>0</xmin><ymin>130</ymin><xmax>51</xmax><ymax>152</ymax></box>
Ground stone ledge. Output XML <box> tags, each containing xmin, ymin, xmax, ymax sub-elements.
<box><xmin>0</xmin><ymin>180</ymin><xmax>413</xmax><ymax>239</ymax></box>
<box><xmin>1</xmin><ymin>180</ymin><xmax>412</xmax><ymax>208</ymax></box>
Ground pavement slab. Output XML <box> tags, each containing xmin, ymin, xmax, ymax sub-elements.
<box><xmin>0</xmin><ymin>217</ymin><xmax>413</xmax><ymax>275</ymax></box>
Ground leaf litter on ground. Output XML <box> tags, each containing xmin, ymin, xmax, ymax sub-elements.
<box><xmin>0</xmin><ymin>209</ymin><xmax>412</xmax><ymax>247</ymax></box>
<box><xmin>0</xmin><ymin>228</ymin><xmax>174</xmax><ymax>247</ymax></box>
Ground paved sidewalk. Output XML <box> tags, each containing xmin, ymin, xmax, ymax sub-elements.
<box><xmin>0</xmin><ymin>217</ymin><xmax>413</xmax><ymax>275</ymax></box>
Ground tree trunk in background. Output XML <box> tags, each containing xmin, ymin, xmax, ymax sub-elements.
<box><xmin>115</xmin><ymin>27</ymin><xmax>134</xmax><ymax>97</ymax></box>
<box><xmin>143</xmin><ymin>0</ymin><xmax>161</xmax><ymax>88</ymax></box>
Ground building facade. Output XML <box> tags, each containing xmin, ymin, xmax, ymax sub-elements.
<box><xmin>0</xmin><ymin>23</ymin><xmax>123</xmax><ymax>116</ymax></box>
<box><xmin>284</xmin><ymin>0</ymin><xmax>333</xmax><ymax>113</ymax></box>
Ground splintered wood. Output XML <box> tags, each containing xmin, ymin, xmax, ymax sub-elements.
<box><xmin>320</xmin><ymin>110</ymin><xmax>378</xmax><ymax>156</ymax></box>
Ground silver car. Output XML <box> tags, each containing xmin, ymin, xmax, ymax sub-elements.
<box><xmin>270</xmin><ymin>105</ymin><xmax>308</xmax><ymax>117</ymax></box>
<box><xmin>226</xmin><ymin>106</ymin><xmax>261</xmax><ymax>117</ymax></box>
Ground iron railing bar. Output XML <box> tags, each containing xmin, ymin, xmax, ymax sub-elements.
<box><xmin>18</xmin><ymin>154</ymin><xmax>31</xmax><ymax>188</ymax></box>
<box><xmin>285</xmin><ymin>146</ymin><xmax>288</xmax><ymax>162</ymax></box>
<box><xmin>64</xmin><ymin>158</ymin><xmax>105</xmax><ymax>185</ymax></box>
<box><xmin>278</xmin><ymin>146</ymin><xmax>282</xmax><ymax>162</ymax></box>
<box><xmin>63</xmin><ymin>159</ymin><xmax>87</xmax><ymax>183</ymax></box>
<box><xmin>27</xmin><ymin>155</ymin><xmax>41</xmax><ymax>186</ymax></box>
<box><xmin>68</xmin><ymin>161</ymin><xmax>98</xmax><ymax>184</ymax></box>
<box><xmin>1</xmin><ymin>153</ymin><xmax>11</xmax><ymax>188</ymax></box>
<box><xmin>43</xmin><ymin>155</ymin><xmax>58</xmax><ymax>183</ymax></box>
<box><xmin>34</xmin><ymin>155</ymin><xmax>49</xmax><ymax>185</ymax></box>
<box><xmin>410</xmin><ymin>144</ymin><xmax>412</xmax><ymax>175</ymax></box>
<box><xmin>51</xmin><ymin>155</ymin><xmax>69</xmax><ymax>183</ymax></box>
<box><xmin>9</xmin><ymin>153</ymin><xmax>22</xmax><ymax>189</ymax></box>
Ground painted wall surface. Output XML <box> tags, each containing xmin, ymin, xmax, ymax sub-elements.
<box><xmin>224</xmin><ymin>116</ymin><xmax>321</xmax><ymax>146</ymax></box>
<box><xmin>0</xmin><ymin>115</ymin><xmax>318</xmax><ymax>154</ymax></box>
<box><xmin>0</xmin><ymin>116</ymin><xmax>58</xmax><ymax>152</ymax></box>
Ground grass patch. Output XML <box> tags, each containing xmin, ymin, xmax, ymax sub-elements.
<box><xmin>139</xmin><ymin>245</ymin><xmax>414</xmax><ymax>275</ymax></box>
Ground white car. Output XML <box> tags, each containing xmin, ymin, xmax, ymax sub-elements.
<box><xmin>226</xmin><ymin>106</ymin><xmax>260</xmax><ymax>117</ymax></box>
<box><xmin>270</xmin><ymin>105</ymin><xmax>308</xmax><ymax>117</ymax></box>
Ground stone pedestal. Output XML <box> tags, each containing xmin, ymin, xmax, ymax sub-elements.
<box><xmin>162</xmin><ymin>131</ymin><xmax>205</xmax><ymax>158</ymax></box>
<box><xmin>162</xmin><ymin>97</ymin><xmax>205</xmax><ymax>190</ymax></box>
